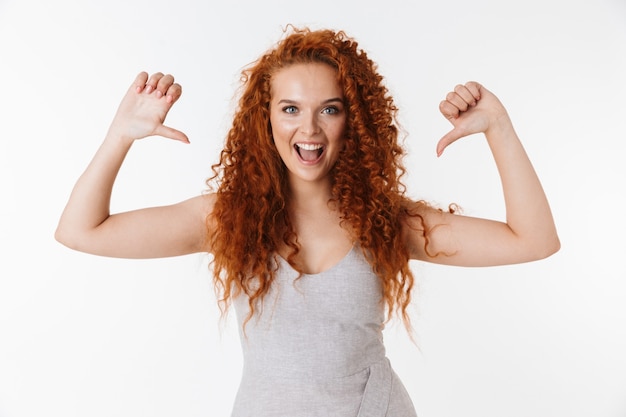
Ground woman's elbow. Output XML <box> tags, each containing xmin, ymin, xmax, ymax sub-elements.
<box><xmin>54</xmin><ymin>224</ymin><xmax>84</xmax><ymax>252</ymax></box>
<box><xmin>532</xmin><ymin>233</ymin><xmax>561</xmax><ymax>261</ymax></box>
<box><xmin>54</xmin><ymin>225</ymin><xmax>73</xmax><ymax>249</ymax></box>
<box><xmin>547</xmin><ymin>234</ymin><xmax>561</xmax><ymax>257</ymax></box>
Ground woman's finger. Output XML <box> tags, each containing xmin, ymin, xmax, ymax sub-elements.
<box><xmin>144</xmin><ymin>72</ymin><xmax>164</xmax><ymax>94</ymax></box>
<box><xmin>439</xmin><ymin>99</ymin><xmax>460</xmax><ymax>121</ymax></box>
<box><xmin>133</xmin><ymin>71</ymin><xmax>149</xmax><ymax>93</ymax></box>
<box><xmin>165</xmin><ymin>82</ymin><xmax>183</xmax><ymax>104</ymax></box>
<box><xmin>155</xmin><ymin>73</ymin><xmax>175</xmax><ymax>99</ymax></box>
<box><xmin>453</xmin><ymin>83</ymin><xmax>478</xmax><ymax>107</ymax></box>
<box><xmin>445</xmin><ymin>90</ymin><xmax>470</xmax><ymax>112</ymax></box>
<box><xmin>464</xmin><ymin>81</ymin><xmax>482</xmax><ymax>101</ymax></box>
<box><xmin>155</xmin><ymin>124</ymin><xmax>190</xmax><ymax>143</ymax></box>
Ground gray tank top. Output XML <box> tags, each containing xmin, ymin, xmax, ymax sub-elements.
<box><xmin>231</xmin><ymin>246</ymin><xmax>417</xmax><ymax>417</ymax></box>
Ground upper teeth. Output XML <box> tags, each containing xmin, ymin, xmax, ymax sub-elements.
<box><xmin>296</xmin><ymin>143</ymin><xmax>323</xmax><ymax>151</ymax></box>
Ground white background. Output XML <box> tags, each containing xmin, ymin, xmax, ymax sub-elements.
<box><xmin>1</xmin><ymin>0</ymin><xmax>625</xmax><ymax>416</ymax></box>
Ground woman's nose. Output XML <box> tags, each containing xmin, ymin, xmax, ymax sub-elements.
<box><xmin>300</xmin><ymin>113</ymin><xmax>321</xmax><ymax>136</ymax></box>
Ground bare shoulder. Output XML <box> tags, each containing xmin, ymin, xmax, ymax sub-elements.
<box><xmin>183</xmin><ymin>193</ymin><xmax>216</xmax><ymax>214</ymax></box>
<box><xmin>180</xmin><ymin>193</ymin><xmax>217</xmax><ymax>252</ymax></box>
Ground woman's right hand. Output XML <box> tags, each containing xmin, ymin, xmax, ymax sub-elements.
<box><xmin>55</xmin><ymin>71</ymin><xmax>208</xmax><ymax>258</ymax></box>
<box><xmin>108</xmin><ymin>71</ymin><xmax>189</xmax><ymax>144</ymax></box>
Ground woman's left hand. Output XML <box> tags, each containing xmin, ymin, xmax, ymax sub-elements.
<box><xmin>436</xmin><ymin>81</ymin><xmax>510</xmax><ymax>156</ymax></box>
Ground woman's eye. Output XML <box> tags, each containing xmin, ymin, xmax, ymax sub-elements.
<box><xmin>322</xmin><ymin>106</ymin><xmax>339</xmax><ymax>115</ymax></box>
<box><xmin>283</xmin><ymin>106</ymin><xmax>297</xmax><ymax>114</ymax></box>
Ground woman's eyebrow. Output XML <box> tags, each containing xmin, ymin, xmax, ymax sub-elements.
<box><xmin>276</xmin><ymin>97</ymin><xmax>344</xmax><ymax>105</ymax></box>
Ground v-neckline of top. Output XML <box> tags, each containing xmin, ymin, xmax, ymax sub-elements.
<box><xmin>276</xmin><ymin>245</ymin><xmax>356</xmax><ymax>277</ymax></box>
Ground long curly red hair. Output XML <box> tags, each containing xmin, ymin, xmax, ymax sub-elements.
<box><xmin>207</xmin><ymin>26</ymin><xmax>424</xmax><ymax>330</ymax></box>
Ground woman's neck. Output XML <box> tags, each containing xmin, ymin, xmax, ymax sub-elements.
<box><xmin>287</xmin><ymin>176</ymin><xmax>334</xmax><ymax>211</ymax></box>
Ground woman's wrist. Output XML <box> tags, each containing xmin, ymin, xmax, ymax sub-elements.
<box><xmin>484</xmin><ymin>111</ymin><xmax>516</xmax><ymax>143</ymax></box>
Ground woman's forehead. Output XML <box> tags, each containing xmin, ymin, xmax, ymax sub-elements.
<box><xmin>270</xmin><ymin>62</ymin><xmax>342</xmax><ymax>98</ymax></box>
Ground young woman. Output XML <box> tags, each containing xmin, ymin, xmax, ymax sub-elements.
<box><xmin>56</xmin><ymin>27</ymin><xmax>559</xmax><ymax>416</ymax></box>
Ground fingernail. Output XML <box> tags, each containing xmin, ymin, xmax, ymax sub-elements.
<box><xmin>156</xmin><ymin>90</ymin><xmax>163</xmax><ymax>98</ymax></box>
<box><xmin>145</xmin><ymin>85</ymin><xmax>153</xmax><ymax>93</ymax></box>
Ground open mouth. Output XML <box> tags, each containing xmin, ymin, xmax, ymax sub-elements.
<box><xmin>294</xmin><ymin>143</ymin><xmax>325</xmax><ymax>162</ymax></box>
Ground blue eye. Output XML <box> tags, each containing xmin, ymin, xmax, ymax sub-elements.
<box><xmin>283</xmin><ymin>106</ymin><xmax>297</xmax><ymax>114</ymax></box>
<box><xmin>322</xmin><ymin>106</ymin><xmax>339</xmax><ymax>115</ymax></box>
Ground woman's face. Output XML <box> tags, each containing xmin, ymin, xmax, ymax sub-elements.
<box><xmin>269</xmin><ymin>62</ymin><xmax>347</xmax><ymax>188</ymax></box>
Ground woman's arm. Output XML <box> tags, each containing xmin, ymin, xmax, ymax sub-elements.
<box><xmin>404</xmin><ymin>82</ymin><xmax>560</xmax><ymax>266</ymax></box>
<box><xmin>55</xmin><ymin>72</ymin><xmax>212</xmax><ymax>258</ymax></box>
